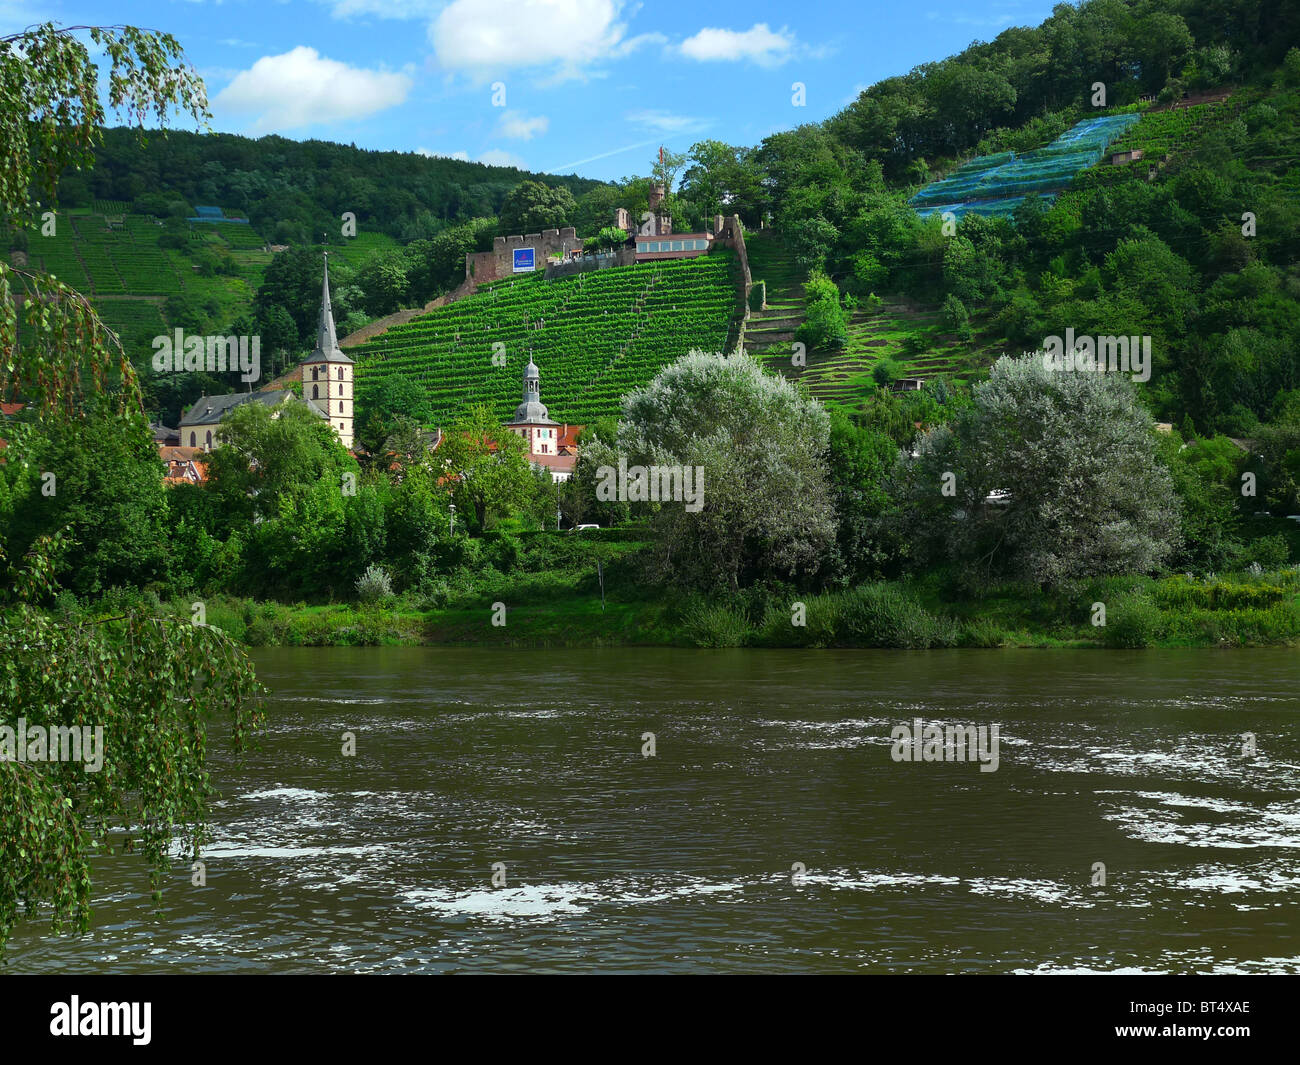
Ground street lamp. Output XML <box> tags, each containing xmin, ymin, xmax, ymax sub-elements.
<box><xmin>449</xmin><ymin>502</ymin><xmax>456</xmax><ymax>536</ymax></box>
<box><xmin>556</xmin><ymin>506</ymin><xmax>562</xmax><ymax>531</ymax></box>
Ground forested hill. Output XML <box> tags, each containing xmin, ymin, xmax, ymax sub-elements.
<box><xmin>49</xmin><ymin>128</ymin><xmax>604</xmax><ymax>246</ymax></box>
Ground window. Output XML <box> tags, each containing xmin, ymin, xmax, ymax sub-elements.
<box><xmin>337</xmin><ymin>368</ymin><xmax>344</xmax><ymax>380</ymax></box>
<box><xmin>637</xmin><ymin>243</ymin><xmax>647</xmax><ymax>253</ymax></box>
<box><xmin>312</xmin><ymin>384</ymin><xmax>319</xmax><ymax>399</ymax></box>
<box><xmin>673</xmin><ymin>241</ymin><xmax>683</xmax><ymax>252</ymax></box>
<box><xmin>312</xmin><ymin>367</ymin><xmax>318</xmax><ymax>380</ymax></box>
<box><xmin>338</xmin><ymin>401</ymin><xmax>344</xmax><ymax>413</ymax></box>
<box><xmin>205</xmin><ymin>431</ymin><xmax>212</xmax><ymax>448</ymax></box>
<box><xmin>189</xmin><ymin>431</ymin><xmax>196</xmax><ymax>446</ymax></box>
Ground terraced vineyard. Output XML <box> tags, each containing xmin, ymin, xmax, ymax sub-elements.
<box><xmin>22</xmin><ymin>208</ymin><xmax>275</xmax><ymax>350</ymax></box>
<box><xmin>352</xmin><ymin>254</ymin><xmax>742</xmax><ymax>425</ymax></box>
<box><xmin>746</xmin><ymin>233</ymin><xmax>1000</xmax><ymax>406</ymax></box>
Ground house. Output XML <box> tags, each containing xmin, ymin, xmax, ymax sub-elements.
<box><xmin>150</xmin><ymin>421</ymin><xmax>180</xmax><ymax>446</ymax></box>
<box><xmin>1110</xmin><ymin>148</ymin><xmax>1145</xmax><ymax>166</ymax></box>
<box><xmin>503</xmin><ymin>358</ymin><xmax>579</xmax><ymax>482</ymax></box>
<box><xmin>159</xmin><ymin>445</ymin><xmax>207</xmax><ymax>485</ymax></box>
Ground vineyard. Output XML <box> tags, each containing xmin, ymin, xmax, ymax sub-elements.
<box><xmin>352</xmin><ymin>253</ymin><xmax>742</xmax><ymax>425</ymax></box>
<box><xmin>909</xmin><ymin>113</ymin><xmax>1141</xmax><ymax>220</ymax></box>
<box><xmin>23</xmin><ymin>208</ymin><xmax>275</xmax><ymax>351</ymax></box>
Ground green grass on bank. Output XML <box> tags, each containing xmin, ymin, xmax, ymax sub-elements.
<box><xmin>65</xmin><ymin>565</ymin><xmax>1300</xmax><ymax>650</ymax></box>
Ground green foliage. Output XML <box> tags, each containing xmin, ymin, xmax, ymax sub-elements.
<box><xmin>355</xmin><ymin>562</ymin><xmax>395</xmax><ymax>604</ymax></box>
<box><xmin>497</xmin><ymin>180</ymin><xmax>577</xmax><ymax>236</ymax></box>
<box><xmin>900</xmin><ymin>355</ymin><xmax>1182</xmax><ymax>584</ymax></box>
<box><xmin>1103</xmin><ymin>593</ymin><xmax>1164</xmax><ymax>648</ymax></box>
<box><xmin>836</xmin><ymin>583</ymin><xmax>959</xmax><ymax>648</ymax></box>
<box><xmin>794</xmin><ymin>269</ymin><xmax>849</xmax><ymax>352</ymax></box>
<box><xmin>615</xmin><ymin>351</ymin><xmax>837</xmax><ymax>593</ymax></box>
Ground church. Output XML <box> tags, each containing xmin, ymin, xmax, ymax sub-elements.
<box><xmin>504</xmin><ymin>358</ymin><xmax>578</xmax><ymax>482</ymax></box>
<box><xmin>179</xmin><ymin>253</ymin><xmax>353</xmax><ymax>451</ymax></box>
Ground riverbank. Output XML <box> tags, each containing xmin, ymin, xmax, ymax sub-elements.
<box><xmin>74</xmin><ymin>567</ymin><xmax>1300</xmax><ymax>649</ymax></box>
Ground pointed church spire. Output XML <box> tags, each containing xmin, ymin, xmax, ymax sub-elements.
<box><xmin>313</xmin><ymin>250</ymin><xmax>342</xmax><ymax>360</ymax></box>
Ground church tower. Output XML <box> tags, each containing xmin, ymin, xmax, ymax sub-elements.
<box><xmin>506</xmin><ymin>357</ymin><xmax>559</xmax><ymax>456</ymax></box>
<box><xmin>302</xmin><ymin>251</ymin><xmax>354</xmax><ymax>448</ymax></box>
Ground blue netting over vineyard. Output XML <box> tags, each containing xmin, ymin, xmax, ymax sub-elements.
<box><xmin>909</xmin><ymin>113</ymin><xmax>1141</xmax><ymax>220</ymax></box>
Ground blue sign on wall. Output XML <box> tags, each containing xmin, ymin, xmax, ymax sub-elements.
<box><xmin>513</xmin><ymin>248</ymin><xmax>535</xmax><ymax>273</ymax></box>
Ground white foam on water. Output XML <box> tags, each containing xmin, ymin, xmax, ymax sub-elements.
<box><xmin>239</xmin><ymin>787</ymin><xmax>330</xmax><ymax>802</ymax></box>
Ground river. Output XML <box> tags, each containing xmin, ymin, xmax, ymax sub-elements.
<box><xmin>6</xmin><ymin>647</ymin><xmax>1300</xmax><ymax>973</ymax></box>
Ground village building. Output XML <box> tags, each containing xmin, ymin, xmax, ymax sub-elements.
<box><xmin>159</xmin><ymin>445</ymin><xmax>207</xmax><ymax>485</ymax></box>
<box><xmin>177</xmin><ymin>253</ymin><xmax>351</xmax><ymax>452</ymax></box>
<box><xmin>504</xmin><ymin>358</ymin><xmax>578</xmax><ymax>482</ymax></box>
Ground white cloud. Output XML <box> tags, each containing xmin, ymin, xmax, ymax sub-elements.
<box><xmin>679</xmin><ymin>23</ymin><xmax>795</xmax><ymax>66</ymax></box>
<box><xmin>431</xmin><ymin>0</ymin><xmax>653</xmax><ymax>79</ymax></box>
<box><xmin>215</xmin><ymin>46</ymin><xmax>413</xmax><ymax>132</ymax></box>
<box><xmin>479</xmin><ymin>148</ymin><xmax>526</xmax><ymax>168</ymax></box>
<box><xmin>626</xmin><ymin>109</ymin><xmax>708</xmax><ymax>134</ymax></box>
<box><xmin>498</xmin><ymin>110</ymin><xmax>550</xmax><ymax>140</ymax></box>
<box><xmin>416</xmin><ymin>147</ymin><xmax>470</xmax><ymax>160</ymax></box>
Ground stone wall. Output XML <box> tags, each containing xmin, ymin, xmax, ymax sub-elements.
<box><xmin>710</xmin><ymin>213</ymin><xmax>752</xmax><ymax>300</ymax></box>
<box><xmin>465</xmin><ymin>227</ymin><xmax>582</xmax><ymax>284</ymax></box>
<box><xmin>544</xmin><ymin>246</ymin><xmax>636</xmax><ymax>280</ymax></box>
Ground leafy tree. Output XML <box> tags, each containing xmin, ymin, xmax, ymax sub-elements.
<box><xmin>0</xmin><ymin>21</ymin><xmax>262</xmax><ymax>958</ymax></box>
<box><xmin>613</xmin><ymin>351</ymin><xmax>837</xmax><ymax>592</ymax></box>
<box><xmin>497</xmin><ymin>180</ymin><xmax>577</xmax><ymax>236</ymax></box>
<box><xmin>898</xmin><ymin>354</ymin><xmax>1182</xmax><ymax>585</ymax></box>
<box><xmin>203</xmin><ymin>398</ymin><xmax>358</xmax><ymax>530</ymax></box>
<box><xmin>435</xmin><ymin>404</ymin><xmax>535</xmax><ymax>529</ymax></box>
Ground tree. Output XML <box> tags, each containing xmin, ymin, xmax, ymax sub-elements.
<box><xmin>435</xmin><ymin>405</ymin><xmax>535</xmax><ymax>529</ymax></box>
<box><xmin>0</xmin><ymin>21</ymin><xmax>262</xmax><ymax>957</ymax></box>
<box><xmin>203</xmin><ymin>398</ymin><xmax>357</xmax><ymax>529</ymax></box>
<box><xmin>497</xmin><ymin>180</ymin><xmax>577</xmax><ymax>236</ymax></box>
<box><xmin>898</xmin><ymin>354</ymin><xmax>1181</xmax><ymax>585</ymax></box>
<box><xmin>613</xmin><ymin>351</ymin><xmax>837</xmax><ymax>592</ymax></box>
<box><xmin>651</xmin><ymin>147</ymin><xmax>688</xmax><ymax>195</ymax></box>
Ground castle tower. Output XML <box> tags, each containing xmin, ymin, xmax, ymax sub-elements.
<box><xmin>302</xmin><ymin>251</ymin><xmax>354</xmax><ymax>448</ymax></box>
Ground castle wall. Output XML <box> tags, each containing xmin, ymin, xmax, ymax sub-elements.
<box><xmin>465</xmin><ymin>227</ymin><xmax>581</xmax><ymax>284</ymax></box>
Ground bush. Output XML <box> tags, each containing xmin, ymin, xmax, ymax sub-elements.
<box><xmin>1102</xmin><ymin>594</ymin><xmax>1162</xmax><ymax>648</ymax></box>
<box><xmin>757</xmin><ymin>594</ymin><xmax>840</xmax><ymax>647</ymax></box>
<box><xmin>1242</xmin><ymin>534</ymin><xmax>1290</xmax><ymax>570</ymax></box>
<box><xmin>355</xmin><ymin>563</ymin><xmax>395</xmax><ymax>604</ymax></box>
<box><xmin>680</xmin><ymin>598</ymin><xmax>752</xmax><ymax>647</ymax></box>
<box><xmin>837</xmin><ymin>583</ymin><xmax>958</xmax><ymax>648</ymax></box>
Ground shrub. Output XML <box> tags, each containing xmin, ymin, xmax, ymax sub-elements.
<box><xmin>837</xmin><ymin>583</ymin><xmax>958</xmax><ymax>649</ymax></box>
<box><xmin>758</xmin><ymin>594</ymin><xmax>840</xmax><ymax>647</ymax></box>
<box><xmin>1103</xmin><ymin>594</ymin><xmax>1162</xmax><ymax>648</ymax></box>
<box><xmin>680</xmin><ymin>598</ymin><xmax>752</xmax><ymax>648</ymax></box>
<box><xmin>355</xmin><ymin>563</ymin><xmax>395</xmax><ymax>604</ymax></box>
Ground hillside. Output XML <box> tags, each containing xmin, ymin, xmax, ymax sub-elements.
<box><xmin>352</xmin><ymin>254</ymin><xmax>743</xmax><ymax>426</ymax></box>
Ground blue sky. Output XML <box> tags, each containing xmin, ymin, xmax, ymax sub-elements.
<box><xmin>5</xmin><ymin>0</ymin><xmax>1062</xmax><ymax>180</ymax></box>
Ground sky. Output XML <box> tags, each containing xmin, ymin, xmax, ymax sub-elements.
<box><xmin>4</xmin><ymin>0</ymin><xmax>1063</xmax><ymax>181</ymax></box>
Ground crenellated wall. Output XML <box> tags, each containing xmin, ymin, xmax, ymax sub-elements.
<box><xmin>465</xmin><ymin>227</ymin><xmax>582</xmax><ymax>284</ymax></box>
